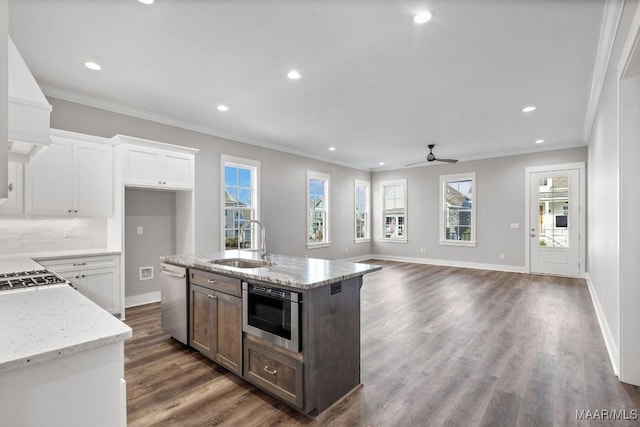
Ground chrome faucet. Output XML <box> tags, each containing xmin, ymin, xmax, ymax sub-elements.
<box><xmin>239</xmin><ymin>219</ymin><xmax>267</xmax><ymax>259</ymax></box>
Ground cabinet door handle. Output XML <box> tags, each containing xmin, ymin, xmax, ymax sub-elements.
<box><xmin>207</xmin><ymin>279</ymin><xmax>217</xmax><ymax>284</ymax></box>
<box><xmin>207</xmin><ymin>294</ymin><xmax>217</xmax><ymax>299</ymax></box>
<box><xmin>8</xmin><ymin>183</ymin><xmax>13</xmax><ymax>192</ymax></box>
<box><xmin>263</xmin><ymin>366</ymin><xmax>278</xmax><ymax>375</ymax></box>
<box><xmin>72</xmin><ymin>262</ymin><xmax>87</xmax><ymax>266</ymax></box>
<box><xmin>158</xmin><ymin>181</ymin><xmax>162</xmax><ymax>184</ymax></box>
<box><xmin>81</xmin><ymin>275</ymin><xmax>86</xmax><ymax>278</ymax></box>
<box><xmin>75</xmin><ymin>276</ymin><xmax>80</xmax><ymax>279</ymax></box>
<box><xmin>74</xmin><ymin>210</ymin><xmax>78</xmax><ymax>213</ymax></box>
<box><xmin>68</xmin><ymin>209</ymin><xmax>72</xmax><ymax>213</ymax></box>
<box><xmin>163</xmin><ymin>181</ymin><xmax>167</xmax><ymax>185</ymax></box>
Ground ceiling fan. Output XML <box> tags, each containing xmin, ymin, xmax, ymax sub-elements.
<box><xmin>405</xmin><ymin>144</ymin><xmax>459</xmax><ymax>167</ymax></box>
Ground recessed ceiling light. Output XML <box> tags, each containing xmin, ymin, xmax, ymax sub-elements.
<box><xmin>535</xmin><ymin>139</ymin><xmax>545</xmax><ymax>144</ymax></box>
<box><xmin>413</xmin><ymin>11</ymin><xmax>432</xmax><ymax>24</ymax></box>
<box><xmin>329</xmin><ymin>147</ymin><xmax>336</xmax><ymax>151</ymax></box>
<box><xmin>379</xmin><ymin>162</ymin><xmax>385</xmax><ymax>166</ymax></box>
<box><xmin>217</xmin><ymin>105</ymin><xmax>229</xmax><ymax>112</ymax></box>
<box><xmin>138</xmin><ymin>0</ymin><xmax>154</xmax><ymax>4</ymax></box>
<box><xmin>84</xmin><ymin>61</ymin><xmax>102</xmax><ymax>71</ymax></box>
<box><xmin>522</xmin><ymin>106</ymin><xmax>537</xmax><ymax>113</ymax></box>
<box><xmin>287</xmin><ymin>70</ymin><xmax>301</xmax><ymax>80</ymax></box>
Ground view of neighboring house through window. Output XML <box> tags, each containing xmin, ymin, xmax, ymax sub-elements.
<box><xmin>355</xmin><ymin>180</ymin><xmax>370</xmax><ymax>242</ymax></box>
<box><xmin>222</xmin><ymin>155</ymin><xmax>260</xmax><ymax>250</ymax></box>
<box><xmin>440</xmin><ymin>173</ymin><xmax>476</xmax><ymax>246</ymax></box>
<box><xmin>307</xmin><ymin>171</ymin><xmax>330</xmax><ymax>247</ymax></box>
<box><xmin>380</xmin><ymin>179</ymin><xmax>407</xmax><ymax>242</ymax></box>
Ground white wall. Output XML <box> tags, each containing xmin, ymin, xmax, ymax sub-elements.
<box><xmin>371</xmin><ymin>147</ymin><xmax>586</xmax><ymax>269</ymax></box>
<box><xmin>48</xmin><ymin>97</ymin><xmax>372</xmax><ymax>260</ymax></box>
<box><xmin>587</xmin><ymin>0</ymin><xmax>639</xmax><ymax>378</ymax></box>
<box><xmin>0</xmin><ymin>0</ymin><xmax>8</xmax><ymax>201</ymax></box>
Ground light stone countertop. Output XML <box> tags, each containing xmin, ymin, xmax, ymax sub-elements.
<box><xmin>0</xmin><ymin>284</ymin><xmax>132</xmax><ymax>373</ymax></box>
<box><xmin>161</xmin><ymin>251</ymin><xmax>382</xmax><ymax>289</ymax></box>
<box><xmin>0</xmin><ymin>248</ymin><xmax>121</xmax><ymax>274</ymax></box>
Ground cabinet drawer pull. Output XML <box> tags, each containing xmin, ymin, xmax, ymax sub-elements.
<box><xmin>263</xmin><ymin>366</ymin><xmax>278</xmax><ymax>375</ymax></box>
<box><xmin>72</xmin><ymin>262</ymin><xmax>87</xmax><ymax>266</ymax></box>
<box><xmin>68</xmin><ymin>209</ymin><xmax>72</xmax><ymax>213</ymax></box>
<box><xmin>207</xmin><ymin>279</ymin><xmax>217</xmax><ymax>284</ymax></box>
<box><xmin>81</xmin><ymin>275</ymin><xmax>86</xmax><ymax>278</ymax></box>
<box><xmin>8</xmin><ymin>183</ymin><xmax>13</xmax><ymax>192</ymax></box>
<box><xmin>207</xmin><ymin>294</ymin><xmax>217</xmax><ymax>299</ymax></box>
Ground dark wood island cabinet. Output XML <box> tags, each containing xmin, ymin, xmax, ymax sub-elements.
<box><xmin>162</xmin><ymin>252</ymin><xmax>381</xmax><ymax>417</ymax></box>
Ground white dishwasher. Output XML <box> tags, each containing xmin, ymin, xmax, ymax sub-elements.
<box><xmin>160</xmin><ymin>263</ymin><xmax>188</xmax><ymax>345</ymax></box>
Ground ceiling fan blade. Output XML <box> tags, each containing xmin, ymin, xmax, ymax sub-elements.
<box><xmin>405</xmin><ymin>160</ymin><xmax>428</xmax><ymax>167</ymax></box>
<box><xmin>436</xmin><ymin>158</ymin><xmax>459</xmax><ymax>163</ymax></box>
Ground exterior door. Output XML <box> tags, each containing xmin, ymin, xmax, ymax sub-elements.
<box><xmin>529</xmin><ymin>169</ymin><xmax>580</xmax><ymax>277</ymax></box>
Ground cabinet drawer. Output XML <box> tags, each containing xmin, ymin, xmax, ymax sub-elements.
<box><xmin>38</xmin><ymin>254</ymin><xmax>120</xmax><ymax>272</ymax></box>
<box><xmin>244</xmin><ymin>338</ymin><xmax>303</xmax><ymax>409</ymax></box>
<box><xmin>190</xmin><ymin>269</ymin><xmax>241</xmax><ymax>297</ymax></box>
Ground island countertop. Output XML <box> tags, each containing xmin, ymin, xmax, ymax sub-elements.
<box><xmin>160</xmin><ymin>251</ymin><xmax>381</xmax><ymax>289</ymax></box>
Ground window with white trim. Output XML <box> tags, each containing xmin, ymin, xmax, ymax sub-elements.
<box><xmin>440</xmin><ymin>172</ymin><xmax>476</xmax><ymax>246</ymax></box>
<box><xmin>221</xmin><ymin>155</ymin><xmax>260</xmax><ymax>250</ymax></box>
<box><xmin>307</xmin><ymin>171</ymin><xmax>330</xmax><ymax>247</ymax></box>
<box><xmin>380</xmin><ymin>179</ymin><xmax>407</xmax><ymax>242</ymax></box>
<box><xmin>355</xmin><ymin>180</ymin><xmax>370</xmax><ymax>242</ymax></box>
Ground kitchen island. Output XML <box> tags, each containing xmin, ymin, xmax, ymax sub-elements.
<box><xmin>160</xmin><ymin>251</ymin><xmax>381</xmax><ymax>416</ymax></box>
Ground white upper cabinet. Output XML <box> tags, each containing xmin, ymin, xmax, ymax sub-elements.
<box><xmin>0</xmin><ymin>162</ymin><xmax>24</xmax><ymax>216</ymax></box>
<box><xmin>119</xmin><ymin>136</ymin><xmax>196</xmax><ymax>190</ymax></box>
<box><xmin>25</xmin><ymin>133</ymin><xmax>113</xmax><ymax>217</ymax></box>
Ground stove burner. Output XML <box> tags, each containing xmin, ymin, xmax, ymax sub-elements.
<box><xmin>0</xmin><ymin>270</ymin><xmax>69</xmax><ymax>292</ymax></box>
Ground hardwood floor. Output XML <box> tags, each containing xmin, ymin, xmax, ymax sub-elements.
<box><xmin>124</xmin><ymin>261</ymin><xmax>640</xmax><ymax>426</ymax></box>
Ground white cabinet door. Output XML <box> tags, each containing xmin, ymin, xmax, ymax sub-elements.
<box><xmin>123</xmin><ymin>146</ymin><xmax>161</xmax><ymax>187</ymax></box>
<box><xmin>25</xmin><ymin>140</ymin><xmax>74</xmax><ymax>216</ymax></box>
<box><xmin>80</xmin><ymin>267</ymin><xmax>119</xmax><ymax>315</ymax></box>
<box><xmin>163</xmin><ymin>152</ymin><xmax>193</xmax><ymax>189</ymax></box>
<box><xmin>0</xmin><ymin>162</ymin><xmax>23</xmax><ymax>215</ymax></box>
<box><xmin>74</xmin><ymin>142</ymin><xmax>113</xmax><ymax>216</ymax></box>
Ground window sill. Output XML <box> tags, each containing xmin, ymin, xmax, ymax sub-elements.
<box><xmin>380</xmin><ymin>239</ymin><xmax>408</xmax><ymax>244</ymax></box>
<box><xmin>354</xmin><ymin>238</ymin><xmax>370</xmax><ymax>244</ymax></box>
<box><xmin>439</xmin><ymin>240</ymin><xmax>477</xmax><ymax>247</ymax></box>
<box><xmin>307</xmin><ymin>242</ymin><xmax>331</xmax><ymax>249</ymax></box>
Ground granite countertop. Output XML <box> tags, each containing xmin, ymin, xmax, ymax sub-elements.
<box><xmin>161</xmin><ymin>251</ymin><xmax>382</xmax><ymax>289</ymax></box>
<box><xmin>0</xmin><ymin>285</ymin><xmax>132</xmax><ymax>373</ymax></box>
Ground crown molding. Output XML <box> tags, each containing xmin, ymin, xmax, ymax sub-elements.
<box><xmin>582</xmin><ymin>0</ymin><xmax>624</xmax><ymax>143</ymax></box>
<box><xmin>41</xmin><ymin>85</ymin><xmax>372</xmax><ymax>172</ymax></box>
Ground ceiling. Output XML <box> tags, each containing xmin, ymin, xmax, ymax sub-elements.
<box><xmin>9</xmin><ymin>0</ymin><xmax>606</xmax><ymax>170</ymax></box>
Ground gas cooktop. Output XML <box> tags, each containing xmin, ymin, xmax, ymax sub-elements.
<box><xmin>0</xmin><ymin>269</ymin><xmax>69</xmax><ymax>292</ymax></box>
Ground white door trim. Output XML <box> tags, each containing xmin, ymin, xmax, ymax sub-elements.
<box><xmin>524</xmin><ymin>162</ymin><xmax>586</xmax><ymax>277</ymax></box>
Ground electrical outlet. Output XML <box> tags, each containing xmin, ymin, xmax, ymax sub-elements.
<box><xmin>139</xmin><ymin>266</ymin><xmax>154</xmax><ymax>281</ymax></box>
<box><xmin>137</xmin><ymin>226</ymin><xmax>144</xmax><ymax>235</ymax></box>
<box><xmin>499</xmin><ymin>253</ymin><xmax>505</xmax><ymax>259</ymax></box>
<box><xmin>510</xmin><ymin>223</ymin><xmax>520</xmax><ymax>229</ymax></box>
<box><xmin>63</xmin><ymin>228</ymin><xmax>72</xmax><ymax>238</ymax></box>
<box><xmin>419</xmin><ymin>248</ymin><xmax>427</xmax><ymax>254</ymax></box>
<box><xmin>345</xmin><ymin>248</ymin><xmax>349</xmax><ymax>254</ymax></box>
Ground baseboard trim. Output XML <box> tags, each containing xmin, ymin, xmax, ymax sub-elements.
<box><xmin>341</xmin><ymin>254</ymin><xmax>525</xmax><ymax>273</ymax></box>
<box><xmin>125</xmin><ymin>291</ymin><xmax>161</xmax><ymax>308</ymax></box>
<box><xmin>584</xmin><ymin>272</ymin><xmax>620</xmax><ymax>376</ymax></box>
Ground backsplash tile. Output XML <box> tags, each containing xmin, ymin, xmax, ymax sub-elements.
<box><xmin>0</xmin><ymin>218</ymin><xmax>108</xmax><ymax>255</ymax></box>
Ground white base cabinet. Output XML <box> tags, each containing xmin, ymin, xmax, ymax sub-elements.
<box><xmin>0</xmin><ymin>162</ymin><xmax>23</xmax><ymax>215</ymax></box>
<box><xmin>0</xmin><ymin>341</ymin><xmax>127</xmax><ymax>427</ymax></box>
<box><xmin>25</xmin><ymin>134</ymin><xmax>113</xmax><ymax>217</ymax></box>
<box><xmin>39</xmin><ymin>254</ymin><xmax>122</xmax><ymax>316</ymax></box>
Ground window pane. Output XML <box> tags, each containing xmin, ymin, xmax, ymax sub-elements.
<box><xmin>225</xmin><ymin>187</ymin><xmax>238</xmax><ymax>207</ymax></box>
<box><xmin>225</xmin><ymin>166</ymin><xmax>238</xmax><ymax>186</ymax></box>
<box><xmin>538</xmin><ymin>176</ymin><xmax>569</xmax><ymax>248</ymax></box>
<box><xmin>238</xmin><ymin>188</ymin><xmax>252</xmax><ymax>207</ymax></box>
<box><xmin>308</xmin><ymin>211</ymin><xmax>325</xmax><ymax>243</ymax></box>
<box><xmin>444</xmin><ymin>178</ymin><xmax>473</xmax><ymax>242</ymax></box>
<box><xmin>238</xmin><ymin>167</ymin><xmax>252</xmax><ymax>188</ymax></box>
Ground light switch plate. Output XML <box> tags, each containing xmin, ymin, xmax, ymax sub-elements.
<box><xmin>139</xmin><ymin>266</ymin><xmax>154</xmax><ymax>281</ymax></box>
<box><xmin>137</xmin><ymin>226</ymin><xmax>144</xmax><ymax>235</ymax></box>
<box><xmin>510</xmin><ymin>223</ymin><xmax>520</xmax><ymax>229</ymax></box>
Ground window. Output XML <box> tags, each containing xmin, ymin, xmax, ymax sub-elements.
<box><xmin>440</xmin><ymin>173</ymin><xmax>476</xmax><ymax>246</ymax></box>
<box><xmin>355</xmin><ymin>180</ymin><xmax>370</xmax><ymax>242</ymax></box>
<box><xmin>380</xmin><ymin>179</ymin><xmax>407</xmax><ymax>242</ymax></box>
<box><xmin>221</xmin><ymin>155</ymin><xmax>260</xmax><ymax>250</ymax></box>
<box><xmin>307</xmin><ymin>171</ymin><xmax>330</xmax><ymax>247</ymax></box>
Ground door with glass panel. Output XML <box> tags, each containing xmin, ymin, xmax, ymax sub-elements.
<box><xmin>529</xmin><ymin>169</ymin><xmax>580</xmax><ymax>276</ymax></box>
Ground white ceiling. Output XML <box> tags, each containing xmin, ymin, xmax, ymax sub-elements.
<box><xmin>9</xmin><ymin>0</ymin><xmax>606</xmax><ymax>170</ymax></box>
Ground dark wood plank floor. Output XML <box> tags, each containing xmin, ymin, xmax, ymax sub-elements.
<box><xmin>124</xmin><ymin>261</ymin><xmax>640</xmax><ymax>426</ymax></box>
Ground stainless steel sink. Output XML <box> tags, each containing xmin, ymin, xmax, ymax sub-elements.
<box><xmin>211</xmin><ymin>258</ymin><xmax>274</xmax><ymax>269</ymax></box>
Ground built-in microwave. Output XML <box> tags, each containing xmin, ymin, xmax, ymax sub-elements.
<box><xmin>242</xmin><ymin>282</ymin><xmax>301</xmax><ymax>352</ymax></box>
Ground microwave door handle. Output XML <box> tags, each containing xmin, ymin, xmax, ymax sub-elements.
<box><xmin>161</xmin><ymin>270</ymin><xmax>186</xmax><ymax>279</ymax></box>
